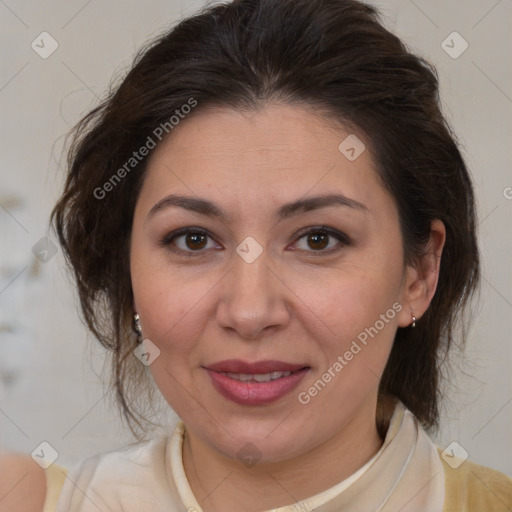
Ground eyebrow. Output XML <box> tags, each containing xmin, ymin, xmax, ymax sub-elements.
<box><xmin>147</xmin><ymin>193</ymin><xmax>368</xmax><ymax>222</ymax></box>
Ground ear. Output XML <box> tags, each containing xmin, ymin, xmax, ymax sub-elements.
<box><xmin>397</xmin><ymin>219</ymin><xmax>446</xmax><ymax>327</ymax></box>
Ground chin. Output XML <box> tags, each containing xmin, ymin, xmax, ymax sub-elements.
<box><xmin>195</xmin><ymin>414</ymin><xmax>315</xmax><ymax>465</ymax></box>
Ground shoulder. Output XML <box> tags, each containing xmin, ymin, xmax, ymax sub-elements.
<box><xmin>438</xmin><ymin>448</ymin><xmax>512</xmax><ymax>512</ymax></box>
<box><xmin>0</xmin><ymin>453</ymin><xmax>46</xmax><ymax>512</ymax></box>
<box><xmin>56</xmin><ymin>436</ymin><xmax>171</xmax><ymax>511</ymax></box>
<box><xmin>80</xmin><ymin>435</ymin><xmax>170</xmax><ymax>476</ymax></box>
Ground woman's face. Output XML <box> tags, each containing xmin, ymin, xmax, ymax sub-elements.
<box><xmin>130</xmin><ymin>103</ymin><xmax>417</xmax><ymax>463</ymax></box>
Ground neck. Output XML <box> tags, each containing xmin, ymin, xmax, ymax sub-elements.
<box><xmin>182</xmin><ymin>404</ymin><xmax>385</xmax><ymax>512</ymax></box>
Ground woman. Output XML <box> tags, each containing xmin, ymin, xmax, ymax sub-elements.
<box><xmin>48</xmin><ymin>0</ymin><xmax>511</xmax><ymax>510</ymax></box>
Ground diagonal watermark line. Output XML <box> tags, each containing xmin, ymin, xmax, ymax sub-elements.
<box><xmin>266</xmin><ymin>164</ymin><xmax>336</xmax><ymax>236</ymax></box>
<box><xmin>0</xmin><ymin>0</ymin><xmax>28</xmax><ymax>28</ymax></box>
<box><xmin>265</xmin><ymin>264</ymin><xmax>338</xmax><ymax>338</ymax></box>
<box><xmin>161</xmin><ymin>160</ymin><xmax>337</xmax><ymax>250</ymax></box>
<box><xmin>61</xmin><ymin>0</ymin><xmax>93</xmax><ymax>29</ymax></box>
<box><xmin>0</xmin><ymin>62</ymin><xmax>29</xmax><ymax>92</ymax></box>
<box><xmin>407</xmin><ymin>0</ymin><xmax>439</xmax><ymax>28</ymax></box>
<box><xmin>0</xmin><ymin>407</ymin><xmax>29</xmax><ymax>438</ymax></box>
<box><xmin>160</xmin><ymin>161</ymin><xmax>235</xmax><ymax>238</ymax></box>
<box><xmin>470</xmin><ymin>470</ymin><xmax>512</xmax><ymax>510</ymax></box>
<box><xmin>163</xmin><ymin>368</ymin><xmax>234</xmax><ymax>439</ymax></box>
<box><xmin>366</xmin><ymin>366</ymin><xmax>380</xmax><ymax>381</ymax></box>
<box><xmin>61</xmin><ymin>60</ymin><xmax>100</xmax><ymax>100</ymax></box>
<box><xmin>472</xmin><ymin>397</ymin><xmax>512</xmax><ymax>440</ymax></box>
<box><xmin>0</xmin><ymin>472</ymin><xmax>28</xmax><ymax>503</ymax></box>
<box><xmin>0</xmin><ymin>265</ymin><xmax>28</xmax><ymax>296</ymax></box>
<box><xmin>264</xmin><ymin>409</ymin><xmax>294</xmax><ymax>440</ymax></box>
<box><xmin>472</xmin><ymin>61</ymin><xmax>512</xmax><ymax>105</ymax></box>
<box><xmin>471</xmin><ymin>0</ymin><xmax>502</xmax><ymax>29</ymax></box>
<box><xmin>63</xmin><ymin>472</ymin><xmax>107</xmax><ymax>511</ymax></box>
<box><xmin>397</xmin><ymin>472</ymin><xmax>441</xmax><ymax>511</ymax></box>
<box><xmin>0</xmin><ymin>204</ymin><xmax>29</xmax><ymax>233</ymax></box>
<box><xmin>478</xmin><ymin>204</ymin><xmax>499</xmax><ymax>226</ymax></box>
<box><xmin>60</xmin><ymin>391</ymin><xmax>108</xmax><ymax>439</ymax></box>
<box><xmin>196</xmin><ymin>470</ymin><xmax>234</xmax><ymax>506</ymax></box>
<box><xmin>482</xmin><ymin>276</ymin><xmax>512</xmax><ymax>309</ymax></box>
<box><xmin>163</xmin><ymin>268</ymin><xmax>233</xmax><ymax>339</ymax></box>
<box><xmin>265</xmin><ymin>470</ymin><xmax>304</xmax><ymax>507</ymax></box>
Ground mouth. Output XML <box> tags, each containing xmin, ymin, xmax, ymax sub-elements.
<box><xmin>205</xmin><ymin>359</ymin><xmax>309</xmax><ymax>374</ymax></box>
<box><xmin>203</xmin><ymin>360</ymin><xmax>310</xmax><ymax>405</ymax></box>
<box><xmin>216</xmin><ymin>370</ymin><xmax>297</xmax><ymax>382</ymax></box>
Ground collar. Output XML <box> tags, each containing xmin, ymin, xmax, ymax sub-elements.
<box><xmin>168</xmin><ymin>401</ymin><xmax>445</xmax><ymax>511</ymax></box>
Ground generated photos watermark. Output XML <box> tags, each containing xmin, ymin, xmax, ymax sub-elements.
<box><xmin>94</xmin><ymin>97</ymin><xmax>198</xmax><ymax>200</ymax></box>
<box><xmin>298</xmin><ymin>301</ymin><xmax>403</xmax><ymax>404</ymax></box>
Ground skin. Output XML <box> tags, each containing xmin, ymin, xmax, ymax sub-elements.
<box><xmin>130</xmin><ymin>103</ymin><xmax>445</xmax><ymax>512</ymax></box>
<box><xmin>0</xmin><ymin>453</ymin><xmax>46</xmax><ymax>512</ymax></box>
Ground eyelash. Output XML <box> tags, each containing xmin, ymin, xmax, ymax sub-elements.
<box><xmin>160</xmin><ymin>226</ymin><xmax>350</xmax><ymax>258</ymax></box>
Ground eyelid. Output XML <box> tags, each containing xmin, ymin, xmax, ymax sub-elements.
<box><xmin>160</xmin><ymin>226</ymin><xmax>212</xmax><ymax>245</ymax></box>
<box><xmin>291</xmin><ymin>225</ymin><xmax>351</xmax><ymax>246</ymax></box>
<box><xmin>289</xmin><ymin>225</ymin><xmax>350</xmax><ymax>255</ymax></box>
<box><xmin>159</xmin><ymin>226</ymin><xmax>220</xmax><ymax>256</ymax></box>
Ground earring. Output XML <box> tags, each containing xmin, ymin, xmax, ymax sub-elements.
<box><xmin>411</xmin><ymin>314</ymin><xmax>416</xmax><ymax>328</ymax></box>
<box><xmin>133</xmin><ymin>312</ymin><xmax>143</xmax><ymax>342</ymax></box>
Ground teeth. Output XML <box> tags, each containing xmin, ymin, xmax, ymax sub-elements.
<box><xmin>223</xmin><ymin>371</ymin><xmax>292</xmax><ymax>382</ymax></box>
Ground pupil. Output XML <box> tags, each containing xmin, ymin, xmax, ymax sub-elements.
<box><xmin>308</xmin><ymin>232</ymin><xmax>328</xmax><ymax>250</ymax></box>
<box><xmin>187</xmin><ymin>233</ymin><xmax>206</xmax><ymax>250</ymax></box>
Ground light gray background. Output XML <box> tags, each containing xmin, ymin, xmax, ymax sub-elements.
<box><xmin>1</xmin><ymin>0</ymin><xmax>511</xmax><ymax>478</ymax></box>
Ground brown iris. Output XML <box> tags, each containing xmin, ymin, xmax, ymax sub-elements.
<box><xmin>307</xmin><ymin>232</ymin><xmax>329</xmax><ymax>250</ymax></box>
<box><xmin>186</xmin><ymin>232</ymin><xmax>208</xmax><ymax>250</ymax></box>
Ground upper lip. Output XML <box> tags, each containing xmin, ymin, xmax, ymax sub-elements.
<box><xmin>205</xmin><ymin>359</ymin><xmax>309</xmax><ymax>374</ymax></box>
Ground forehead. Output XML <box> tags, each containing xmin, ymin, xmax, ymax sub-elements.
<box><xmin>138</xmin><ymin>103</ymin><xmax>393</xmax><ymax>221</ymax></box>
<box><xmin>149</xmin><ymin>103</ymin><xmax>368</xmax><ymax>171</ymax></box>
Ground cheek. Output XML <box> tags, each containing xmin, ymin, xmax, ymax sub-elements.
<box><xmin>130</xmin><ymin>263</ymin><xmax>212</xmax><ymax>406</ymax></box>
<box><xmin>131</xmin><ymin>254</ymin><xmax>402</xmax><ymax>351</ymax></box>
<box><xmin>298</xmin><ymin>277</ymin><xmax>400</xmax><ymax>405</ymax></box>
<box><xmin>131</xmin><ymin>252</ymin><xmax>219</xmax><ymax>358</ymax></box>
<box><xmin>297</xmin><ymin>264</ymin><xmax>401</xmax><ymax>335</ymax></box>
<box><xmin>294</xmin><ymin>265</ymin><xmax>402</xmax><ymax>392</ymax></box>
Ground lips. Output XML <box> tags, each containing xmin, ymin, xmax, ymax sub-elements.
<box><xmin>203</xmin><ymin>359</ymin><xmax>310</xmax><ymax>405</ymax></box>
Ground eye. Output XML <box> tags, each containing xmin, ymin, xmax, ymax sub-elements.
<box><xmin>160</xmin><ymin>227</ymin><xmax>220</xmax><ymax>256</ymax></box>
<box><xmin>160</xmin><ymin>225</ymin><xmax>349</xmax><ymax>258</ymax></box>
<box><xmin>292</xmin><ymin>227</ymin><xmax>349</xmax><ymax>254</ymax></box>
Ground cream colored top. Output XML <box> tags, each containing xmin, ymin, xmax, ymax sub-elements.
<box><xmin>51</xmin><ymin>401</ymin><xmax>512</xmax><ymax>511</ymax></box>
<box><xmin>55</xmin><ymin>402</ymin><xmax>445</xmax><ymax>511</ymax></box>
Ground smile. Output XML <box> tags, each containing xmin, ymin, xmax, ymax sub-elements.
<box><xmin>219</xmin><ymin>371</ymin><xmax>292</xmax><ymax>382</ymax></box>
<box><xmin>203</xmin><ymin>361</ymin><xmax>310</xmax><ymax>405</ymax></box>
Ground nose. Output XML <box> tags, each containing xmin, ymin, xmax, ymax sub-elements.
<box><xmin>215</xmin><ymin>249</ymin><xmax>291</xmax><ymax>340</ymax></box>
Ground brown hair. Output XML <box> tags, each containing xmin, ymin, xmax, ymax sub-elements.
<box><xmin>51</xmin><ymin>0</ymin><xmax>480</xmax><ymax>437</ymax></box>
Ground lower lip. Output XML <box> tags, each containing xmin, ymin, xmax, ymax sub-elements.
<box><xmin>205</xmin><ymin>368</ymin><xmax>309</xmax><ymax>405</ymax></box>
